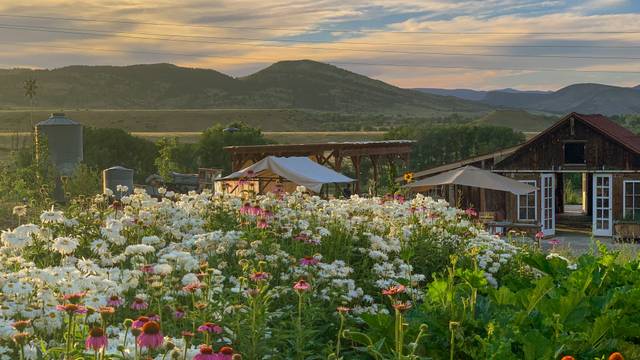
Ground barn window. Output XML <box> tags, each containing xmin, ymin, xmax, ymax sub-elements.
<box><xmin>564</xmin><ymin>142</ymin><xmax>585</xmax><ymax>164</ymax></box>
<box><xmin>623</xmin><ymin>181</ymin><xmax>640</xmax><ymax>220</ymax></box>
<box><xmin>517</xmin><ymin>180</ymin><xmax>537</xmax><ymax>221</ymax></box>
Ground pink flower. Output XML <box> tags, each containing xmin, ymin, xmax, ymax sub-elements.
<box><xmin>197</xmin><ymin>322</ymin><xmax>223</xmax><ymax>334</ymax></box>
<box><xmin>56</xmin><ymin>304</ymin><xmax>88</xmax><ymax>314</ymax></box>
<box><xmin>299</xmin><ymin>256</ymin><xmax>319</xmax><ymax>266</ymax></box>
<box><xmin>174</xmin><ymin>308</ymin><xmax>185</xmax><ymax>319</ymax></box>
<box><xmin>293</xmin><ymin>279</ymin><xmax>311</xmax><ymax>292</ymax></box>
<box><xmin>137</xmin><ymin>321</ymin><xmax>164</xmax><ymax>349</ymax></box>
<box><xmin>250</xmin><ymin>271</ymin><xmax>270</xmax><ymax>282</ymax></box>
<box><xmin>257</xmin><ymin>218</ymin><xmax>268</xmax><ymax>229</ymax></box>
<box><xmin>194</xmin><ymin>345</ymin><xmax>217</xmax><ymax>360</ymax></box>
<box><xmin>85</xmin><ymin>327</ymin><xmax>108</xmax><ymax>351</ymax></box>
<box><xmin>194</xmin><ymin>345</ymin><xmax>234</xmax><ymax>360</ymax></box>
<box><xmin>106</xmin><ymin>295</ymin><xmax>123</xmax><ymax>308</ymax></box>
<box><xmin>249</xmin><ymin>205</ymin><xmax>263</xmax><ymax>216</ymax></box>
<box><xmin>140</xmin><ymin>264</ymin><xmax>155</xmax><ymax>274</ymax></box>
<box><xmin>394</xmin><ymin>194</ymin><xmax>405</xmax><ymax>204</ymax></box>
<box><xmin>535</xmin><ymin>231</ymin><xmax>545</xmax><ymax>239</ymax></box>
<box><xmin>130</xmin><ymin>298</ymin><xmax>148</xmax><ymax>311</ymax></box>
<box><xmin>63</xmin><ymin>291</ymin><xmax>87</xmax><ymax>303</ymax></box>
<box><xmin>465</xmin><ymin>208</ymin><xmax>478</xmax><ymax>218</ymax></box>
<box><xmin>382</xmin><ymin>284</ymin><xmax>406</xmax><ymax>296</ymax></box>
<box><xmin>132</xmin><ymin>316</ymin><xmax>150</xmax><ymax>329</ymax></box>
<box><xmin>548</xmin><ymin>239</ymin><xmax>561</xmax><ymax>246</ymax></box>
<box><xmin>239</xmin><ymin>203</ymin><xmax>251</xmax><ymax>215</ymax></box>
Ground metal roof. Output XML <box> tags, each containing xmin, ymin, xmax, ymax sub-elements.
<box><xmin>36</xmin><ymin>113</ymin><xmax>80</xmax><ymax>126</ymax></box>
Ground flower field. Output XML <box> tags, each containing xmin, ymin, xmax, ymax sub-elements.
<box><xmin>0</xmin><ymin>188</ymin><xmax>638</xmax><ymax>359</ymax></box>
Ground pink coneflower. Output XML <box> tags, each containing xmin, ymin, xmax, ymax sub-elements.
<box><xmin>239</xmin><ymin>203</ymin><xmax>251</xmax><ymax>215</ymax></box>
<box><xmin>194</xmin><ymin>345</ymin><xmax>217</xmax><ymax>360</ymax></box>
<box><xmin>535</xmin><ymin>231</ymin><xmax>545</xmax><ymax>239</ymax></box>
<box><xmin>146</xmin><ymin>313</ymin><xmax>161</xmax><ymax>322</ymax></box>
<box><xmin>294</xmin><ymin>233</ymin><xmax>309</xmax><ymax>242</ymax></box>
<box><xmin>130</xmin><ymin>298</ymin><xmax>148</xmax><ymax>311</ymax></box>
<box><xmin>394</xmin><ymin>194</ymin><xmax>405</xmax><ymax>204</ymax></box>
<box><xmin>197</xmin><ymin>322</ymin><xmax>223</xmax><ymax>334</ymax></box>
<box><xmin>183</xmin><ymin>283</ymin><xmax>203</xmax><ymax>293</ymax></box>
<box><xmin>218</xmin><ymin>346</ymin><xmax>235</xmax><ymax>359</ymax></box>
<box><xmin>548</xmin><ymin>239</ymin><xmax>561</xmax><ymax>246</ymax></box>
<box><xmin>85</xmin><ymin>327</ymin><xmax>108</xmax><ymax>351</ymax></box>
<box><xmin>56</xmin><ymin>304</ymin><xmax>88</xmax><ymax>314</ymax></box>
<box><xmin>257</xmin><ymin>218</ymin><xmax>268</xmax><ymax>229</ymax></box>
<box><xmin>107</xmin><ymin>295</ymin><xmax>124</xmax><ymax>308</ymax></box>
<box><xmin>63</xmin><ymin>291</ymin><xmax>87</xmax><ymax>304</ymax></box>
<box><xmin>140</xmin><ymin>264</ymin><xmax>155</xmax><ymax>274</ymax></box>
<box><xmin>250</xmin><ymin>205</ymin><xmax>263</xmax><ymax>216</ymax></box>
<box><xmin>293</xmin><ymin>279</ymin><xmax>311</xmax><ymax>292</ymax></box>
<box><xmin>299</xmin><ymin>256</ymin><xmax>319</xmax><ymax>266</ymax></box>
<box><xmin>12</xmin><ymin>320</ymin><xmax>31</xmax><ymax>331</ymax></box>
<box><xmin>132</xmin><ymin>316</ymin><xmax>150</xmax><ymax>329</ymax></box>
<box><xmin>174</xmin><ymin>307</ymin><xmax>185</xmax><ymax>319</ymax></box>
<box><xmin>250</xmin><ymin>271</ymin><xmax>270</xmax><ymax>282</ymax></box>
<box><xmin>382</xmin><ymin>284</ymin><xmax>406</xmax><ymax>296</ymax></box>
<box><xmin>137</xmin><ymin>321</ymin><xmax>163</xmax><ymax>349</ymax></box>
<box><xmin>465</xmin><ymin>208</ymin><xmax>478</xmax><ymax>218</ymax></box>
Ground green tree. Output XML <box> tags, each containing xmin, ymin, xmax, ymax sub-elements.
<box><xmin>83</xmin><ymin>127</ymin><xmax>158</xmax><ymax>182</ymax></box>
<box><xmin>198</xmin><ymin>123</ymin><xmax>271</xmax><ymax>172</ymax></box>
<box><xmin>385</xmin><ymin>124</ymin><xmax>525</xmax><ymax>171</ymax></box>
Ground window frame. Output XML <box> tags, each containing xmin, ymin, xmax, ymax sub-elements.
<box><xmin>517</xmin><ymin>180</ymin><xmax>537</xmax><ymax>222</ymax></box>
<box><xmin>562</xmin><ymin>140</ymin><xmax>587</xmax><ymax>165</ymax></box>
<box><xmin>623</xmin><ymin>180</ymin><xmax>640</xmax><ymax>220</ymax></box>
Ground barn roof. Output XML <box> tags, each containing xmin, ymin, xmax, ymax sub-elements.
<box><xmin>509</xmin><ymin>112</ymin><xmax>640</xmax><ymax>156</ymax></box>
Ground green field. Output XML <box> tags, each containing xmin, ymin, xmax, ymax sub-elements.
<box><xmin>0</xmin><ymin>108</ymin><xmax>437</xmax><ymax>133</ymax></box>
<box><xmin>0</xmin><ymin>130</ymin><xmax>384</xmax><ymax>162</ymax></box>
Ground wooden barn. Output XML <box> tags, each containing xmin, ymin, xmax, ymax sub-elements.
<box><xmin>408</xmin><ymin>112</ymin><xmax>640</xmax><ymax>238</ymax></box>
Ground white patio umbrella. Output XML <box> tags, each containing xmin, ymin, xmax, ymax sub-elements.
<box><xmin>404</xmin><ymin>165</ymin><xmax>536</xmax><ymax>195</ymax></box>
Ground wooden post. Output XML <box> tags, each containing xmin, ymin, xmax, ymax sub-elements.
<box><xmin>351</xmin><ymin>155</ymin><xmax>361</xmax><ymax>194</ymax></box>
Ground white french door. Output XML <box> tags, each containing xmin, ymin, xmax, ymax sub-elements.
<box><xmin>592</xmin><ymin>174</ymin><xmax>613</xmax><ymax>236</ymax></box>
<box><xmin>541</xmin><ymin>174</ymin><xmax>555</xmax><ymax>236</ymax></box>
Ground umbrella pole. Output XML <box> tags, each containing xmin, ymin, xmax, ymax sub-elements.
<box><xmin>480</xmin><ymin>188</ymin><xmax>486</xmax><ymax>212</ymax></box>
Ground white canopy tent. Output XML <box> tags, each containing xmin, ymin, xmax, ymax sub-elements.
<box><xmin>220</xmin><ymin>156</ymin><xmax>354</xmax><ymax>193</ymax></box>
<box><xmin>404</xmin><ymin>166</ymin><xmax>536</xmax><ymax>195</ymax></box>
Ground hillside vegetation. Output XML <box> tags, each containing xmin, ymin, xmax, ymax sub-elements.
<box><xmin>473</xmin><ymin>109</ymin><xmax>558</xmax><ymax>132</ymax></box>
<box><xmin>483</xmin><ymin>83</ymin><xmax>640</xmax><ymax>115</ymax></box>
<box><xmin>0</xmin><ymin>61</ymin><xmax>489</xmax><ymax>115</ymax></box>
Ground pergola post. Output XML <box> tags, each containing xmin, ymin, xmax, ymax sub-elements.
<box><xmin>351</xmin><ymin>155</ymin><xmax>361</xmax><ymax>194</ymax></box>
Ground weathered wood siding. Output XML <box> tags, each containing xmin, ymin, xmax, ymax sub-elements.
<box><xmin>496</xmin><ymin>116</ymin><xmax>640</xmax><ymax>171</ymax></box>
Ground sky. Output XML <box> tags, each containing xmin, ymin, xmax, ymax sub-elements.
<box><xmin>0</xmin><ymin>0</ymin><xmax>639</xmax><ymax>90</ymax></box>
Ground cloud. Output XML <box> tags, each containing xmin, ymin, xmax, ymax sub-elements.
<box><xmin>0</xmin><ymin>0</ymin><xmax>638</xmax><ymax>90</ymax></box>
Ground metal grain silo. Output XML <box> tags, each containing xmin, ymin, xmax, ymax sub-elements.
<box><xmin>35</xmin><ymin>113</ymin><xmax>83</xmax><ymax>176</ymax></box>
<box><xmin>102</xmin><ymin>166</ymin><xmax>134</xmax><ymax>198</ymax></box>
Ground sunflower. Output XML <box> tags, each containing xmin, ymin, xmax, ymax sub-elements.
<box><xmin>403</xmin><ymin>172</ymin><xmax>414</xmax><ymax>183</ymax></box>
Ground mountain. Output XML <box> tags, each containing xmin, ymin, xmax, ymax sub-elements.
<box><xmin>473</xmin><ymin>109</ymin><xmax>558</xmax><ymax>132</ymax></box>
<box><xmin>483</xmin><ymin>83</ymin><xmax>640</xmax><ymax>115</ymax></box>
<box><xmin>414</xmin><ymin>87</ymin><xmax>551</xmax><ymax>101</ymax></box>
<box><xmin>413</xmin><ymin>88</ymin><xmax>487</xmax><ymax>101</ymax></box>
<box><xmin>0</xmin><ymin>61</ymin><xmax>489</xmax><ymax>115</ymax></box>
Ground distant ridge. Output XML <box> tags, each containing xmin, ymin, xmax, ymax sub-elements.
<box><xmin>0</xmin><ymin>61</ymin><xmax>489</xmax><ymax>115</ymax></box>
<box><xmin>418</xmin><ymin>83</ymin><xmax>640</xmax><ymax>115</ymax></box>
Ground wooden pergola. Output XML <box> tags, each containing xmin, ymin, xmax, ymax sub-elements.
<box><xmin>224</xmin><ymin>141</ymin><xmax>414</xmax><ymax>193</ymax></box>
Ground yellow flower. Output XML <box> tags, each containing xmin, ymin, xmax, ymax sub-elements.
<box><xmin>403</xmin><ymin>172</ymin><xmax>414</xmax><ymax>183</ymax></box>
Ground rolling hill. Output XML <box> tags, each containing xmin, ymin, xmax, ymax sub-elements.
<box><xmin>482</xmin><ymin>83</ymin><xmax>640</xmax><ymax>115</ymax></box>
<box><xmin>414</xmin><ymin>88</ymin><xmax>551</xmax><ymax>101</ymax></box>
<box><xmin>0</xmin><ymin>61</ymin><xmax>489</xmax><ymax>115</ymax></box>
